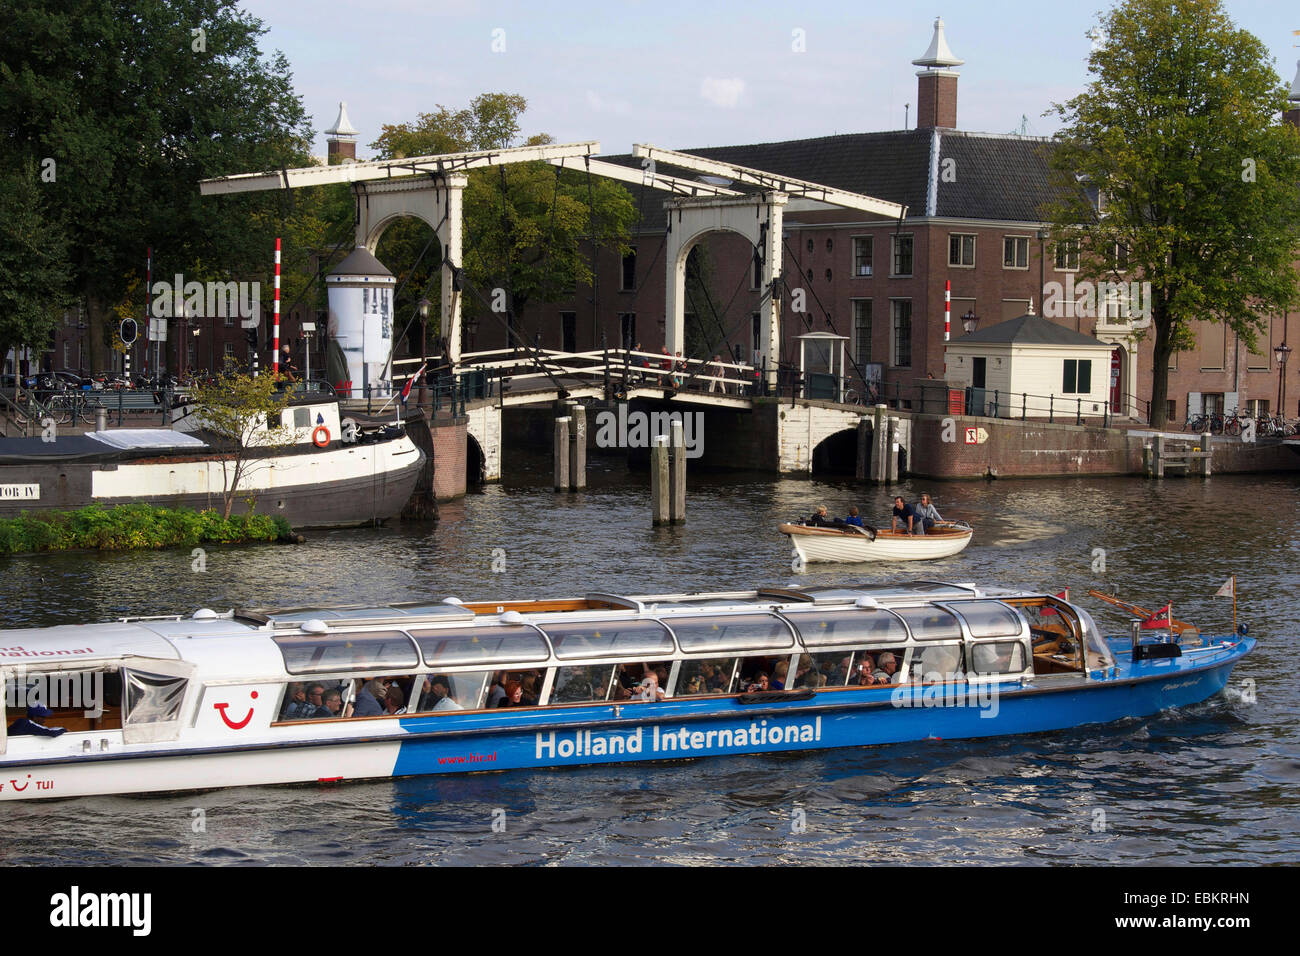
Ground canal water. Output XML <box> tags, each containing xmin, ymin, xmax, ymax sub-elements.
<box><xmin>2</xmin><ymin>456</ymin><xmax>1297</xmax><ymax>865</ymax></box>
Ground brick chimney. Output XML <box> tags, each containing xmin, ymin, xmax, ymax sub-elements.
<box><xmin>912</xmin><ymin>17</ymin><xmax>963</xmax><ymax>130</ymax></box>
<box><xmin>1286</xmin><ymin>60</ymin><xmax>1300</xmax><ymax>129</ymax></box>
<box><xmin>325</xmin><ymin>101</ymin><xmax>358</xmax><ymax>163</ymax></box>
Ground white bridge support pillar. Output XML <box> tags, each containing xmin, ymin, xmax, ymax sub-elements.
<box><xmin>356</xmin><ymin>173</ymin><xmax>468</xmax><ymax>365</ymax></box>
<box><xmin>664</xmin><ymin>192</ymin><xmax>787</xmax><ymax>389</ymax></box>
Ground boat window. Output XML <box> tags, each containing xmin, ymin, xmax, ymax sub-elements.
<box><xmin>273</xmin><ymin>630</ymin><xmax>419</xmax><ymax>675</ymax></box>
<box><xmin>409</xmin><ymin>625</ymin><xmax>550</xmax><ymax>668</ymax></box>
<box><xmin>123</xmin><ymin>670</ymin><xmax>188</xmax><ymax>723</ymax></box>
<box><xmin>408</xmin><ymin>671</ymin><xmax>490</xmax><ymax>713</ymax></box>
<box><xmin>676</xmin><ymin>658</ymin><xmax>737</xmax><ymax>695</ymax></box>
<box><xmin>797</xmin><ymin>649</ymin><xmax>904</xmax><ymax>688</ymax></box>
<box><xmin>669</xmin><ymin>613</ymin><xmax>794</xmax><ymax>653</ymax></box>
<box><xmin>783</xmin><ymin>608</ymin><xmax>909</xmax><ymax>646</ymax></box>
<box><xmin>482</xmin><ymin>669</ymin><xmax>546</xmax><ymax>708</ymax></box>
<box><xmin>912</xmin><ymin>643</ymin><xmax>965</xmax><ymax>681</ymax></box>
<box><xmin>970</xmin><ymin>641</ymin><xmax>1027</xmax><ymax>675</ymax></box>
<box><xmin>948</xmin><ymin>601</ymin><xmax>1025</xmax><ymax>639</ymax></box>
<box><xmin>542</xmin><ymin>620</ymin><xmax>674</xmax><ymax>660</ymax></box>
<box><xmin>892</xmin><ymin>606</ymin><xmax>963</xmax><ymax>641</ymax></box>
<box><xmin>551</xmin><ymin>664</ymin><xmax>618</xmax><ymax>703</ymax></box>
<box><xmin>735</xmin><ymin>654</ymin><xmax>793</xmax><ymax>692</ymax></box>
<box><xmin>2</xmin><ymin>668</ymin><xmax>124</xmax><ymax>733</ymax></box>
<box><xmin>1075</xmin><ymin>609</ymin><xmax>1117</xmax><ymax>670</ymax></box>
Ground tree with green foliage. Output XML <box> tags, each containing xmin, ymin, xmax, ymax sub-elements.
<box><xmin>1045</xmin><ymin>0</ymin><xmax>1300</xmax><ymax>428</ymax></box>
<box><xmin>187</xmin><ymin>367</ymin><xmax>294</xmax><ymax>518</ymax></box>
<box><xmin>0</xmin><ymin>163</ymin><xmax>74</xmax><ymax>369</ymax></box>
<box><xmin>370</xmin><ymin>93</ymin><xmax>636</xmax><ymax>348</ymax></box>
<box><xmin>1</xmin><ymin>0</ymin><xmax>314</xmax><ymax>372</ymax></box>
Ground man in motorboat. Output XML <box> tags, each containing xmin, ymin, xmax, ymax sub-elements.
<box><xmin>7</xmin><ymin>703</ymin><xmax>66</xmax><ymax>738</ymax></box>
<box><xmin>891</xmin><ymin>496</ymin><xmax>920</xmax><ymax>535</ymax></box>
<box><xmin>913</xmin><ymin>494</ymin><xmax>943</xmax><ymax>535</ymax></box>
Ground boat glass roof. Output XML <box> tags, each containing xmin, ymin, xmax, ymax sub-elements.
<box><xmin>540</xmin><ymin>620</ymin><xmax>674</xmax><ymax>660</ymax></box>
<box><xmin>273</xmin><ymin>630</ymin><xmax>420</xmax><ymax>675</ymax></box>
<box><xmin>668</xmin><ymin>613</ymin><xmax>795</xmax><ymax>653</ymax></box>
<box><xmin>410</xmin><ymin>625</ymin><xmax>550</xmax><ymax>667</ymax></box>
<box><xmin>781</xmin><ymin>607</ymin><xmax>910</xmax><ymax>646</ymax></box>
<box><xmin>945</xmin><ymin>601</ymin><xmax>1025</xmax><ymax>639</ymax></box>
<box><xmin>890</xmin><ymin>606</ymin><xmax>963</xmax><ymax>641</ymax></box>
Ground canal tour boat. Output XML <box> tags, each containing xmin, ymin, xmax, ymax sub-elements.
<box><xmin>0</xmin><ymin>581</ymin><xmax>1252</xmax><ymax>800</ymax></box>
<box><xmin>781</xmin><ymin>521</ymin><xmax>974</xmax><ymax>563</ymax></box>
<box><xmin>0</xmin><ymin>393</ymin><xmax>425</xmax><ymax>529</ymax></box>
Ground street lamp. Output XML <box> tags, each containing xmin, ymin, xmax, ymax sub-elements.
<box><xmin>1036</xmin><ymin>228</ymin><xmax>1049</xmax><ymax>314</ymax></box>
<box><xmin>961</xmin><ymin>309</ymin><xmax>979</xmax><ymax>335</ymax></box>
<box><xmin>1275</xmin><ymin>341</ymin><xmax>1291</xmax><ymax>418</ymax></box>
<box><xmin>418</xmin><ymin>297</ymin><xmax>430</xmax><ymax>367</ymax></box>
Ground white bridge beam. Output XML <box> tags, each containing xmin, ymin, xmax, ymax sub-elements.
<box><xmin>549</xmin><ymin>157</ymin><xmax>742</xmax><ymax>197</ymax></box>
<box><xmin>199</xmin><ymin>141</ymin><xmax>601</xmax><ymax>195</ymax></box>
<box><xmin>632</xmin><ymin>143</ymin><xmax>906</xmax><ymax>219</ymax></box>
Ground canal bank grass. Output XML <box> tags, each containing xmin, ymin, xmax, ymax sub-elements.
<box><xmin>0</xmin><ymin>503</ymin><xmax>292</xmax><ymax>555</ymax></box>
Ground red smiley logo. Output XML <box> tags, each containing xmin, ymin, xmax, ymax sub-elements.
<box><xmin>11</xmin><ymin>775</ymin><xmax>31</xmax><ymax>792</ymax></box>
<box><xmin>214</xmin><ymin>691</ymin><xmax>258</xmax><ymax>730</ymax></box>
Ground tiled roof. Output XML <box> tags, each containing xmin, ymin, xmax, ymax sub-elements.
<box><xmin>951</xmin><ymin>313</ymin><xmax>1109</xmax><ymax>347</ymax></box>
<box><xmin>603</xmin><ymin>129</ymin><xmax>1061</xmax><ymax>234</ymax></box>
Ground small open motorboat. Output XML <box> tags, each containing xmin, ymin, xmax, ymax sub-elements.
<box><xmin>781</xmin><ymin>520</ymin><xmax>973</xmax><ymax>564</ymax></box>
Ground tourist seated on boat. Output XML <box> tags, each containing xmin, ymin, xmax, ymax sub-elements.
<box><xmin>354</xmin><ymin>680</ymin><xmax>387</xmax><ymax>717</ymax></box>
<box><xmin>744</xmin><ymin>672</ymin><xmax>770</xmax><ymax>693</ymax></box>
<box><xmin>851</xmin><ymin>658</ymin><xmax>877</xmax><ymax>686</ymax></box>
<box><xmin>419</xmin><ymin>678</ymin><xmax>464</xmax><ymax>712</ymax></box>
<box><xmin>771</xmin><ymin>661</ymin><xmax>789</xmax><ymax>690</ymax></box>
<box><xmin>280</xmin><ymin>683</ymin><xmax>312</xmax><ymax>720</ymax></box>
<box><xmin>830</xmin><ymin>655</ymin><xmax>854</xmax><ymax>686</ymax></box>
<box><xmin>499</xmin><ymin>681</ymin><xmax>525</xmax><ymax>707</ymax></box>
<box><xmin>683</xmin><ymin>673</ymin><xmax>707</xmax><ymax>695</ymax></box>
<box><xmin>321</xmin><ymin>689</ymin><xmax>344</xmax><ymax>718</ymax></box>
<box><xmin>807</xmin><ymin>505</ymin><xmax>833</xmax><ymax>527</ymax></box>
<box><xmin>875</xmin><ymin>652</ymin><xmax>901</xmax><ymax>683</ymax></box>
<box><xmin>7</xmin><ymin>703</ymin><xmax>66</xmax><ymax>737</ymax></box>
<box><xmin>555</xmin><ymin>667</ymin><xmax>597</xmax><ymax>702</ymax></box>
<box><xmin>520</xmin><ymin>673</ymin><xmax>542</xmax><ymax>706</ymax></box>
<box><xmin>844</xmin><ymin>507</ymin><xmax>864</xmax><ymax>527</ymax></box>
<box><xmin>891</xmin><ymin>496</ymin><xmax>919</xmax><ymax>535</ymax></box>
<box><xmin>913</xmin><ymin>494</ymin><xmax>943</xmax><ymax>534</ymax></box>
<box><xmin>304</xmin><ymin>684</ymin><xmax>332</xmax><ymax>718</ymax></box>
<box><xmin>384</xmin><ymin>684</ymin><xmax>407</xmax><ymax>715</ymax></box>
<box><xmin>486</xmin><ymin>672</ymin><xmax>508</xmax><ymax>709</ymax></box>
<box><xmin>629</xmin><ymin>673</ymin><xmax>666</xmax><ymax>702</ymax></box>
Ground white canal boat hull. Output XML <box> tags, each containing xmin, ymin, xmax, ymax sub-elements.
<box><xmin>781</xmin><ymin>524</ymin><xmax>973</xmax><ymax>563</ymax></box>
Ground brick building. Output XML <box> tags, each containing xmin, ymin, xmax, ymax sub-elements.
<box><xmin>494</xmin><ymin>18</ymin><xmax>1300</xmax><ymax>423</ymax></box>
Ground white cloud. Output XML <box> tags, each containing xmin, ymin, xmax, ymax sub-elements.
<box><xmin>699</xmin><ymin>76</ymin><xmax>745</xmax><ymax>109</ymax></box>
<box><xmin>585</xmin><ymin>90</ymin><xmax>631</xmax><ymax>116</ymax></box>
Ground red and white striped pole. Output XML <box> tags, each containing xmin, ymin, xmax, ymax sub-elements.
<box><xmin>943</xmin><ymin>278</ymin><xmax>951</xmax><ymax>375</ymax></box>
<box><xmin>272</xmin><ymin>237</ymin><xmax>281</xmax><ymax>374</ymax></box>
<box><xmin>944</xmin><ymin>279</ymin><xmax>951</xmax><ymax>342</ymax></box>
<box><xmin>146</xmin><ymin>247</ymin><xmax>153</xmax><ymax>376</ymax></box>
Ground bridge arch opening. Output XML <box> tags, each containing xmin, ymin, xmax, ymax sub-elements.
<box><xmin>373</xmin><ymin>221</ymin><xmax>445</xmax><ymax>355</ymax></box>
<box><xmin>812</xmin><ymin>427</ymin><xmax>860</xmax><ymax>476</ymax></box>
<box><xmin>466</xmin><ymin>432</ymin><xmax>486</xmax><ymax>489</ymax></box>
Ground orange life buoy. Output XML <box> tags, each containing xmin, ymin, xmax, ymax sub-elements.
<box><xmin>312</xmin><ymin>425</ymin><xmax>330</xmax><ymax>447</ymax></box>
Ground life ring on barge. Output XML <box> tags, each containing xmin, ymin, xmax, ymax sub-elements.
<box><xmin>312</xmin><ymin>425</ymin><xmax>331</xmax><ymax>447</ymax></box>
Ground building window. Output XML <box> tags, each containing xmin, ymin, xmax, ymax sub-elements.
<box><xmin>891</xmin><ymin>235</ymin><xmax>913</xmax><ymax>277</ymax></box>
<box><xmin>806</xmin><ymin>238</ymin><xmax>815</xmax><ymax>253</ymax></box>
<box><xmin>751</xmin><ymin>253</ymin><xmax>762</xmax><ymax>290</ymax></box>
<box><xmin>825</xmin><ymin>268</ymin><xmax>833</xmax><ymax>282</ymax></box>
<box><xmin>560</xmin><ymin>312</ymin><xmax>576</xmax><ymax>353</ymax></box>
<box><xmin>224</xmin><ymin>342</ymin><xmax>235</xmax><ymax>358</ymax></box>
<box><xmin>853</xmin><ymin>237</ymin><xmax>873</xmax><ymax>277</ymax></box>
<box><xmin>620</xmin><ymin>313</ymin><xmax>636</xmax><ymax>350</ymax></box>
<box><xmin>948</xmin><ymin>234</ymin><xmax>976</xmax><ymax>267</ymax></box>
<box><xmin>751</xmin><ymin>313</ymin><xmax>761</xmax><ymax>362</ymax></box>
<box><xmin>891</xmin><ymin>300</ymin><xmax>912</xmax><ymax>368</ymax></box>
<box><xmin>1003</xmin><ymin>236</ymin><xmax>1029</xmax><ymax>269</ymax></box>
<box><xmin>826</xmin><ymin>238</ymin><xmax>833</xmax><ymax>253</ymax></box>
<box><xmin>852</xmin><ymin>300</ymin><xmax>872</xmax><ymax>366</ymax></box>
<box><xmin>1112</xmin><ymin>242</ymin><xmax>1129</xmax><ymax>271</ymax></box>
<box><xmin>620</xmin><ymin>247</ymin><xmax>637</xmax><ymax>292</ymax></box>
<box><xmin>1166</xmin><ymin>400</ymin><xmax>1176</xmax><ymax>423</ymax></box>
<box><xmin>1054</xmin><ymin>240</ymin><xmax>1080</xmax><ymax>271</ymax></box>
<box><xmin>1062</xmin><ymin>359</ymin><xmax>1092</xmax><ymax>394</ymax></box>
<box><xmin>806</xmin><ymin>268</ymin><xmax>813</xmax><ymax>283</ymax></box>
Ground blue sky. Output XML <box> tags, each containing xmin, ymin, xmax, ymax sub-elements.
<box><xmin>237</xmin><ymin>0</ymin><xmax>1300</xmax><ymax>158</ymax></box>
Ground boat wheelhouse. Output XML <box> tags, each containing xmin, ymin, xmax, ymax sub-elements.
<box><xmin>0</xmin><ymin>581</ymin><xmax>1252</xmax><ymax>800</ymax></box>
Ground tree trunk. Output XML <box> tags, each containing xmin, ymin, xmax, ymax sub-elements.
<box><xmin>1149</xmin><ymin>298</ymin><xmax>1173</xmax><ymax>430</ymax></box>
<box><xmin>85</xmin><ymin>296</ymin><xmax>110</xmax><ymax>376</ymax></box>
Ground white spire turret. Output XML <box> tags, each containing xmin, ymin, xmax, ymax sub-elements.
<box><xmin>912</xmin><ymin>17</ymin><xmax>964</xmax><ymax>69</ymax></box>
<box><xmin>1289</xmin><ymin>60</ymin><xmax>1300</xmax><ymax>103</ymax></box>
<box><xmin>325</xmin><ymin>101</ymin><xmax>358</xmax><ymax>139</ymax></box>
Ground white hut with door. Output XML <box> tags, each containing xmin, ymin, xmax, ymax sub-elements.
<box><xmin>945</xmin><ymin>310</ymin><xmax>1113</xmax><ymax>418</ymax></box>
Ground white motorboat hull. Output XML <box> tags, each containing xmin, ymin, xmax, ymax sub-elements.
<box><xmin>781</xmin><ymin>524</ymin><xmax>972</xmax><ymax>563</ymax></box>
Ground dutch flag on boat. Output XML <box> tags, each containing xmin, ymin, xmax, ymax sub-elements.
<box><xmin>1140</xmin><ymin>603</ymin><xmax>1172</xmax><ymax>629</ymax></box>
<box><xmin>400</xmin><ymin>363</ymin><xmax>427</xmax><ymax>405</ymax></box>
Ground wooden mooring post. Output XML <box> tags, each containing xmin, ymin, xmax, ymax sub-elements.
<box><xmin>568</xmin><ymin>402</ymin><xmax>587</xmax><ymax>491</ymax></box>
<box><xmin>855</xmin><ymin>414</ymin><xmax>871</xmax><ymax>481</ymax></box>
<box><xmin>669</xmin><ymin>417</ymin><xmax>686</xmax><ymax>523</ymax></box>
<box><xmin>651</xmin><ymin>434</ymin><xmax>670</xmax><ymax>525</ymax></box>
<box><xmin>1146</xmin><ymin>432</ymin><xmax>1213</xmax><ymax>478</ymax></box>
<box><xmin>553</xmin><ymin>415</ymin><xmax>571</xmax><ymax>491</ymax></box>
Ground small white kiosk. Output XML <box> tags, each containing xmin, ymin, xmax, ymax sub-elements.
<box><xmin>325</xmin><ymin>248</ymin><xmax>396</xmax><ymax>398</ymax></box>
<box><xmin>796</xmin><ymin>331</ymin><xmax>849</xmax><ymax>402</ymax></box>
